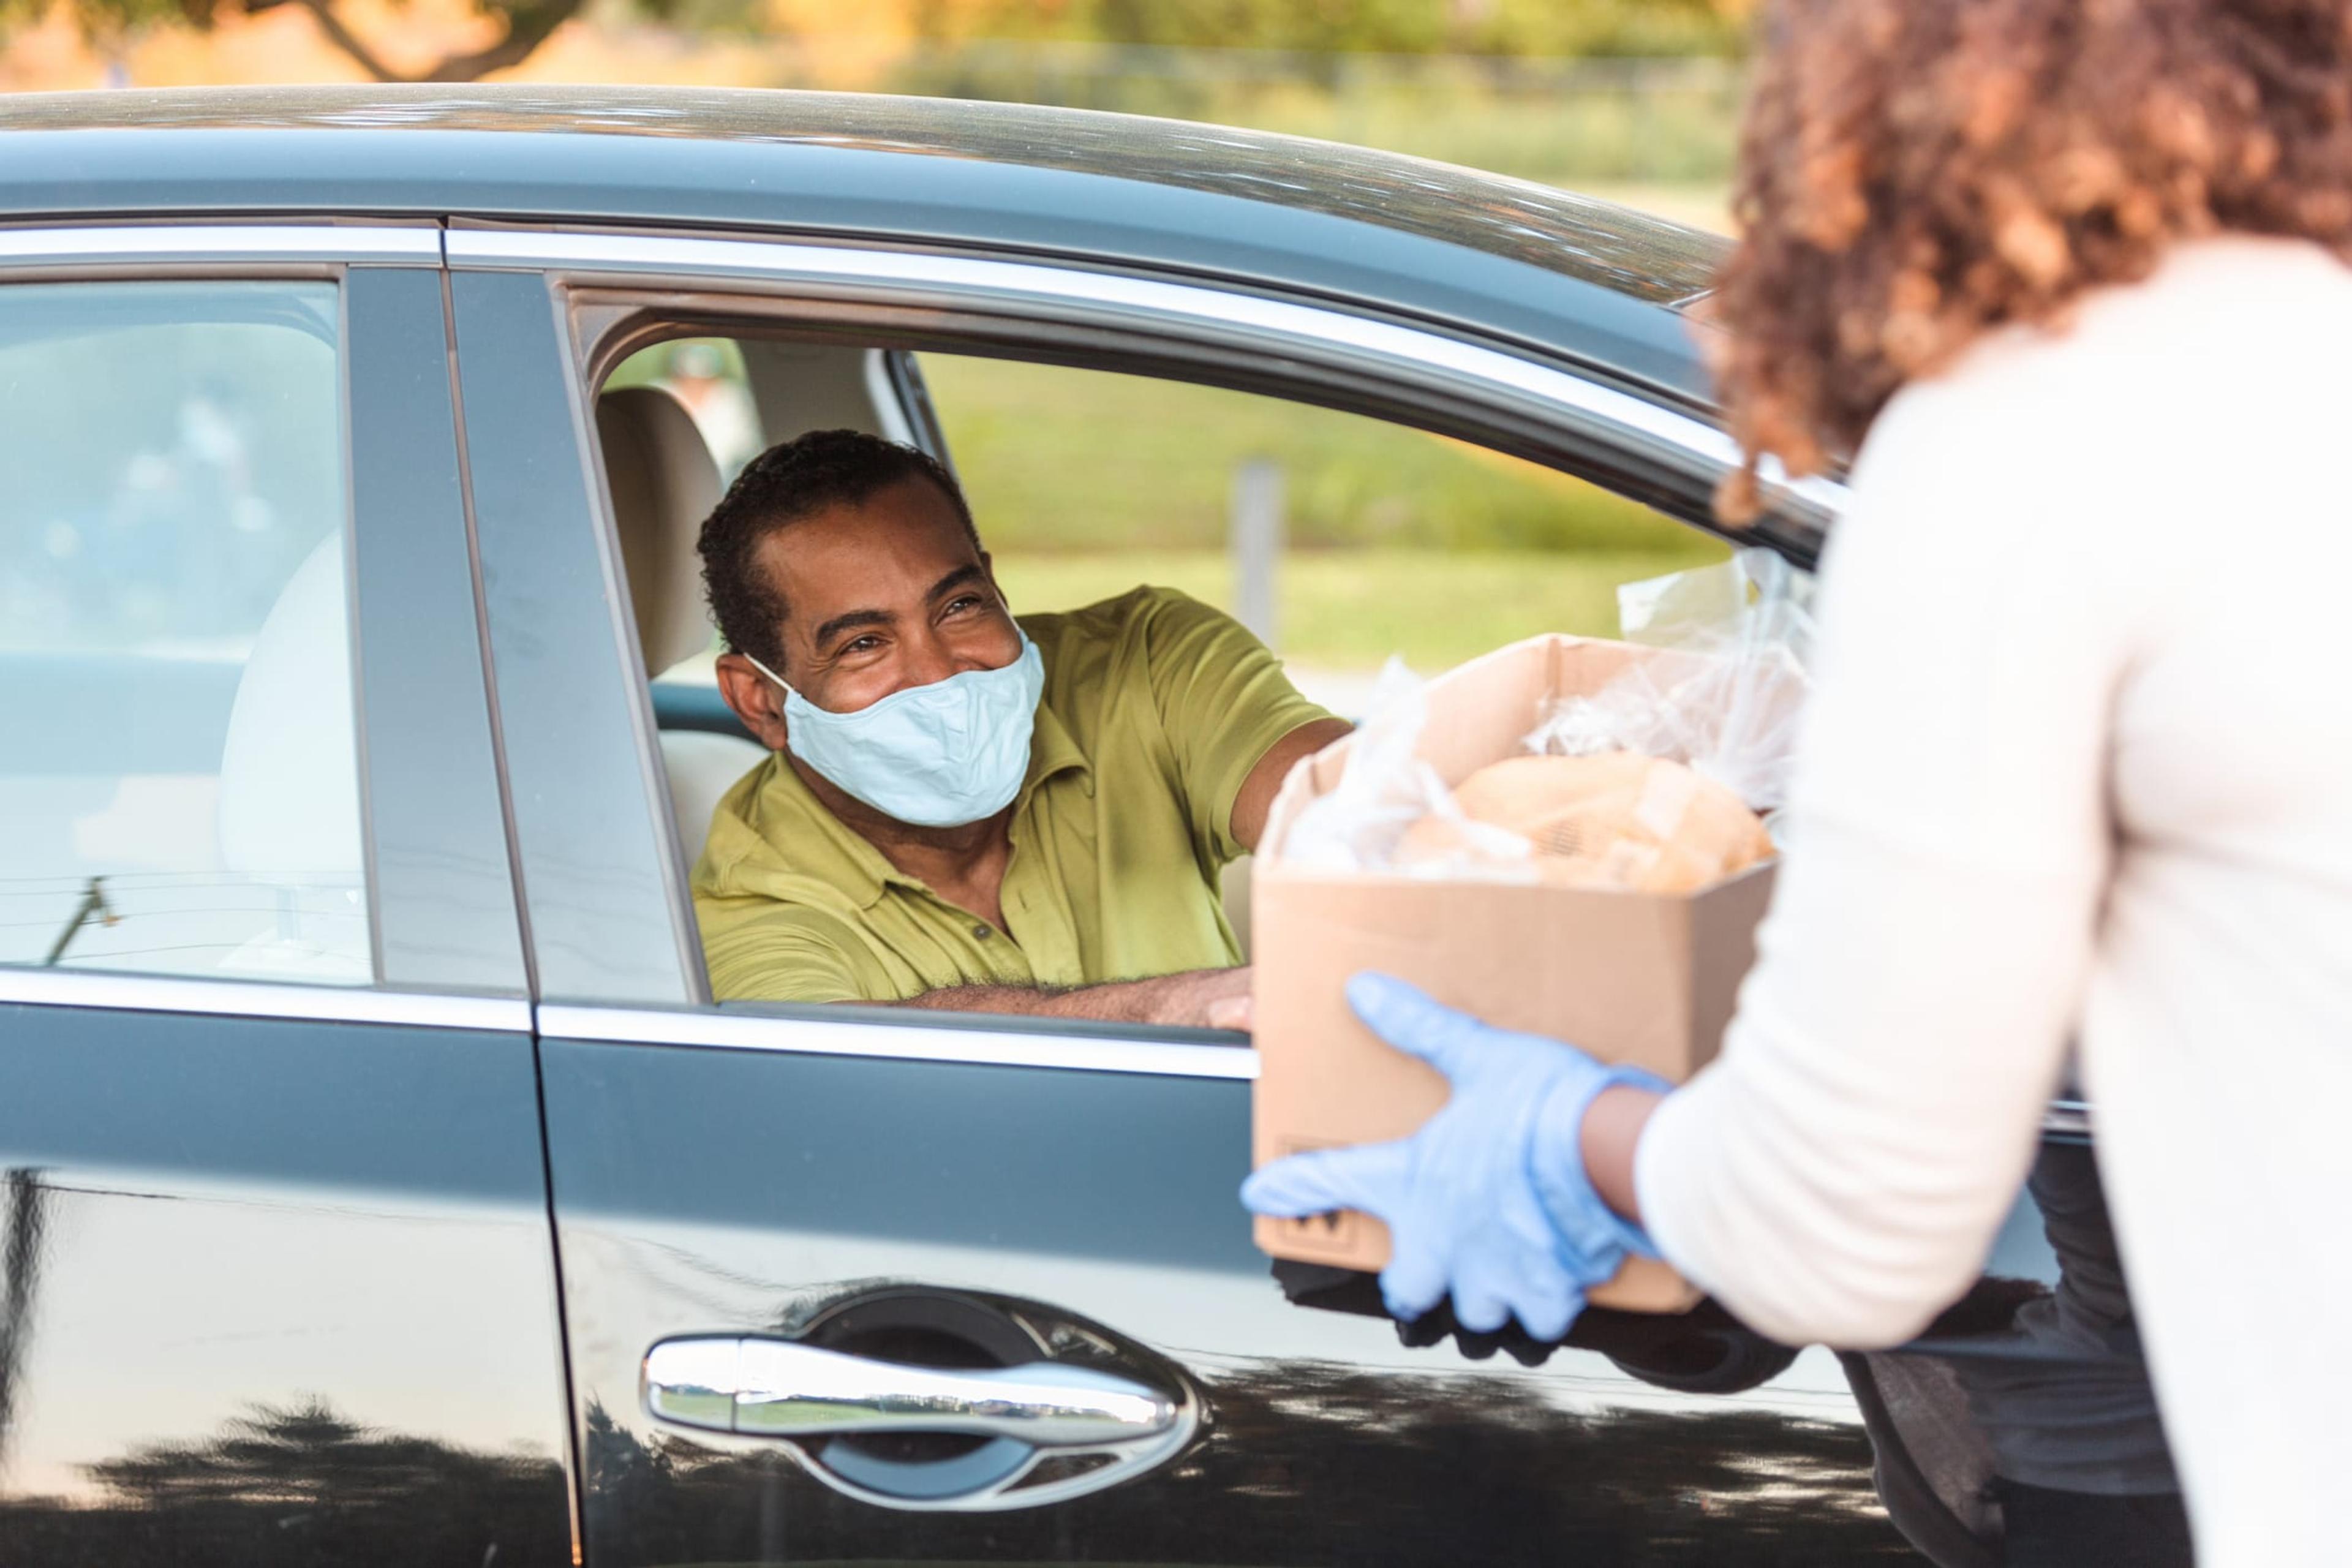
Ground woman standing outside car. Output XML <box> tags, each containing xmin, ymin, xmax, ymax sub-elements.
<box><xmin>1245</xmin><ymin>1</ymin><xmax>2352</xmax><ymax>1561</ymax></box>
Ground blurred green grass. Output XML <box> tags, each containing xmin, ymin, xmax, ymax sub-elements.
<box><xmin>620</xmin><ymin>343</ymin><xmax>1731</xmax><ymax>677</ymax></box>
<box><xmin>992</xmin><ymin>545</ymin><xmax>1724</xmax><ymax>674</ymax></box>
<box><xmin>924</xmin><ymin>353</ymin><xmax>1709</xmax><ymax>555</ymax></box>
<box><xmin>924</xmin><ymin>354</ymin><xmax>1728</xmax><ymax>672</ymax></box>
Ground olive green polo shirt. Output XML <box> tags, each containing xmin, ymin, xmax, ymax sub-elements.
<box><xmin>692</xmin><ymin>586</ymin><xmax>1332</xmax><ymax>1003</ymax></box>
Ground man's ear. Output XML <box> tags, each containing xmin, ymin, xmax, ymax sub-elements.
<box><xmin>714</xmin><ymin>652</ymin><xmax>792</xmax><ymax>753</ymax></box>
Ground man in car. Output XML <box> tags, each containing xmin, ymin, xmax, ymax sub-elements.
<box><xmin>692</xmin><ymin>428</ymin><xmax>1350</xmax><ymax>1026</ymax></box>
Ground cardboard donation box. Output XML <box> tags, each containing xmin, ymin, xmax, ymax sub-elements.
<box><xmin>1250</xmin><ymin>633</ymin><xmax>1779</xmax><ymax>1314</ymax></box>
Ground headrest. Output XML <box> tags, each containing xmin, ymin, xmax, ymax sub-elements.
<box><xmin>217</xmin><ymin>531</ymin><xmax>364</xmax><ymax>878</ymax></box>
<box><xmin>598</xmin><ymin>384</ymin><xmax>724</xmax><ymax>677</ymax></box>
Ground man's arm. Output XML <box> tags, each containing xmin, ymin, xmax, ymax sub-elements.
<box><xmin>863</xmin><ymin>704</ymin><xmax>1347</xmax><ymax>1031</ymax></box>
<box><xmin>884</xmin><ymin>965</ymin><xmax>1251</xmax><ymax>1030</ymax></box>
<box><xmin>1134</xmin><ymin>590</ymin><xmax>1342</xmax><ymax>864</ymax></box>
<box><xmin>1230</xmin><ymin>716</ymin><xmax>1352</xmax><ymax>853</ymax></box>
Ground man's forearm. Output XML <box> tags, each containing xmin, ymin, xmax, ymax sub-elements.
<box><xmin>889</xmin><ymin>968</ymin><xmax>1244</xmax><ymax>1028</ymax></box>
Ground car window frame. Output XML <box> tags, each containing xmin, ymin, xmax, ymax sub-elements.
<box><xmin>449</xmin><ymin>265</ymin><xmax>707</xmax><ymax>1009</ymax></box>
<box><xmin>0</xmin><ymin>223</ymin><xmax>529</xmax><ymax>1035</ymax></box>
<box><xmin>513</xmin><ymin>222</ymin><xmax>1837</xmax><ymax>559</ymax></box>
<box><xmin>456</xmin><ymin>222</ymin><xmax>1835</xmax><ymax>1042</ymax></box>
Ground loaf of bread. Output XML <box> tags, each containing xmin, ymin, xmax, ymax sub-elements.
<box><xmin>1395</xmin><ymin>752</ymin><xmax>1774</xmax><ymax>892</ymax></box>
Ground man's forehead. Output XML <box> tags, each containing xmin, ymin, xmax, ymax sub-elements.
<box><xmin>756</xmin><ymin>481</ymin><xmax>980</xmax><ymax>612</ymax></box>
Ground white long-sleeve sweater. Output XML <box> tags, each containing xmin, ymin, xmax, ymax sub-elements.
<box><xmin>1635</xmin><ymin>236</ymin><xmax>2352</xmax><ymax>1564</ymax></box>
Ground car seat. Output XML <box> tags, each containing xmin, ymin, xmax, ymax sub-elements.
<box><xmin>596</xmin><ymin>385</ymin><xmax>770</xmax><ymax>870</ymax></box>
<box><xmin>214</xmin><ymin>530</ymin><xmax>372</xmax><ymax>981</ymax></box>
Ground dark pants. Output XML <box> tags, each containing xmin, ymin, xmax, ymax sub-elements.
<box><xmin>1996</xmin><ymin>1478</ymin><xmax>2195</xmax><ymax>1567</ymax></box>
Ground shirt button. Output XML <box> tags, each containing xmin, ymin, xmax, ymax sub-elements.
<box><xmin>973</xmin><ymin>925</ymin><xmax>992</xmax><ymax>940</ymax></box>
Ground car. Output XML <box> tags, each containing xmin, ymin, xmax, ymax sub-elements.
<box><xmin>0</xmin><ymin>83</ymin><xmax>2175</xmax><ymax>1568</ymax></box>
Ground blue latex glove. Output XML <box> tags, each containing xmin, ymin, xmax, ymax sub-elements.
<box><xmin>1243</xmin><ymin>973</ymin><xmax>1666</xmax><ymax>1340</ymax></box>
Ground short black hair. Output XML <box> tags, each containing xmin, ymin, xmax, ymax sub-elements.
<box><xmin>696</xmin><ymin>428</ymin><xmax>979</xmax><ymax>674</ymax></box>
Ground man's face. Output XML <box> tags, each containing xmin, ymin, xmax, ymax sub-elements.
<box><xmin>722</xmin><ymin>475</ymin><xmax>1019</xmax><ymax>730</ymax></box>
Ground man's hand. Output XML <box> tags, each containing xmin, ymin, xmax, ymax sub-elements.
<box><xmin>891</xmin><ymin>965</ymin><xmax>1253</xmax><ymax>1030</ymax></box>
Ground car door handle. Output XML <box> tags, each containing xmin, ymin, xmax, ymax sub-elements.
<box><xmin>644</xmin><ymin>1335</ymin><xmax>1178</xmax><ymax>1448</ymax></box>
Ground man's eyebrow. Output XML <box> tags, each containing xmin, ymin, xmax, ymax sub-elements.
<box><xmin>812</xmin><ymin>606</ymin><xmax>894</xmax><ymax>650</ymax></box>
<box><xmin>809</xmin><ymin>567</ymin><xmax>986</xmax><ymax>651</ymax></box>
<box><xmin>927</xmin><ymin>563</ymin><xmax>989</xmax><ymax>602</ymax></box>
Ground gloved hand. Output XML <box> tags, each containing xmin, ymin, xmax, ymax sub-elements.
<box><xmin>1242</xmin><ymin>973</ymin><xmax>1667</xmax><ymax>1340</ymax></box>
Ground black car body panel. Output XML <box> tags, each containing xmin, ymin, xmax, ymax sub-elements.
<box><xmin>0</xmin><ymin>1005</ymin><xmax>574</xmax><ymax>1567</ymax></box>
<box><xmin>541</xmin><ymin>1032</ymin><xmax>1934</xmax><ymax>1562</ymax></box>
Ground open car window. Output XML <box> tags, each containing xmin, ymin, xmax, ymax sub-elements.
<box><xmin>590</xmin><ymin>328</ymin><xmax>1726</xmax><ymax>1012</ymax></box>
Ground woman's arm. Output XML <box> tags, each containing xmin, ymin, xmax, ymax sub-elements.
<box><xmin>1580</xmin><ymin>1082</ymin><xmax>1661</xmax><ymax>1224</ymax></box>
<box><xmin>1620</xmin><ymin>365</ymin><xmax>2146</xmax><ymax>1349</ymax></box>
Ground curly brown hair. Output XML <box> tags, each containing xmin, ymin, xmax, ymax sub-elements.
<box><xmin>1708</xmin><ymin>0</ymin><xmax>2352</xmax><ymax>522</ymax></box>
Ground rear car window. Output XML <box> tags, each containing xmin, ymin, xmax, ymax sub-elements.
<box><xmin>0</xmin><ymin>281</ymin><xmax>370</xmax><ymax>984</ymax></box>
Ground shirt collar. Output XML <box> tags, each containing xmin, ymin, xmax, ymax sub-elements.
<box><xmin>1022</xmin><ymin>691</ymin><xmax>1091</xmax><ymax>802</ymax></box>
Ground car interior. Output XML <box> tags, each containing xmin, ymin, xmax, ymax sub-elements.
<box><xmin>595</xmin><ymin>377</ymin><xmax>769</xmax><ymax>868</ymax></box>
<box><xmin>590</xmin><ymin>334</ymin><xmax>1291</xmax><ymax>975</ymax></box>
<box><xmin>7</xmin><ymin>527</ymin><xmax>373</xmax><ymax>984</ymax></box>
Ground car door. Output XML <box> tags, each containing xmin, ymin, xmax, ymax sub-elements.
<box><xmin>0</xmin><ymin>236</ymin><xmax>576</xmax><ymax>1567</ymax></box>
<box><xmin>453</xmin><ymin>233</ymin><xmax>2180</xmax><ymax>1566</ymax></box>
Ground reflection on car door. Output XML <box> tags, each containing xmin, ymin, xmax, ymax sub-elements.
<box><xmin>535</xmin><ymin>978</ymin><xmax>2186</xmax><ymax>1567</ymax></box>
<box><xmin>535</xmin><ymin>1016</ymin><xmax>1939</xmax><ymax>1563</ymax></box>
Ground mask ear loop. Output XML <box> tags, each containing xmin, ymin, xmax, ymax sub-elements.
<box><xmin>742</xmin><ymin>651</ymin><xmax>799</xmax><ymax>701</ymax></box>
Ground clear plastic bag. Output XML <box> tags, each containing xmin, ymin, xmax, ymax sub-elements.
<box><xmin>1276</xmin><ymin>550</ymin><xmax>1814</xmax><ymax>884</ymax></box>
<box><xmin>1525</xmin><ymin>546</ymin><xmax>1814</xmax><ymax>812</ymax></box>
<box><xmin>1282</xmin><ymin>659</ymin><xmax>1536</xmax><ymax>881</ymax></box>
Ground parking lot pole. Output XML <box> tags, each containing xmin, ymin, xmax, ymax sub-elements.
<box><xmin>1231</xmin><ymin>457</ymin><xmax>1284</xmax><ymax>653</ymax></box>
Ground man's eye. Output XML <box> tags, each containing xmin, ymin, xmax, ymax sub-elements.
<box><xmin>943</xmin><ymin>595</ymin><xmax>982</xmax><ymax>616</ymax></box>
<box><xmin>842</xmin><ymin>635</ymin><xmax>884</xmax><ymax>655</ymax></box>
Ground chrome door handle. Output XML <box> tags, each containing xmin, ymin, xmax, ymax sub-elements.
<box><xmin>644</xmin><ymin>1335</ymin><xmax>1177</xmax><ymax>1448</ymax></box>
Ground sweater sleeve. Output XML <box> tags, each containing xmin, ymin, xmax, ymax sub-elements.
<box><xmin>1634</xmin><ymin>364</ymin><xmax>2146</xmax><ymax>1349</ymax></box>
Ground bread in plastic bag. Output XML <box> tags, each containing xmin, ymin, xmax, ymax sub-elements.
<box><xmin>1280</xmin><ymin>658</ymin><xmax>1537</xmax><ymax>882</ymax></box>
<box><xmin>1278</xmin><ymin>549</ymin><xmax>1812</xmax><ymax>891</ymax></box>
<box><xmin>1396</xmin><ymin>753</ymin><xmax>1776</xmax><ymax>892</ymax></box>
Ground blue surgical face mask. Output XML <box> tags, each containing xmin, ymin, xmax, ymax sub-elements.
<box><xmin>746</xmin><ymin>633</ymin><xmax>1045</xmax><ymax>829</ymax></box>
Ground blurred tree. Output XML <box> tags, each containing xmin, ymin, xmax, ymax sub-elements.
<box><xmin>4</xmin><ymin>0</ymin><xmax>1747</xmax><ymax>84</ymax></box>
<box><xmin>0</xmin><ymin>0</ymin><xmax>663</xmax><ymax>80</ymax></box>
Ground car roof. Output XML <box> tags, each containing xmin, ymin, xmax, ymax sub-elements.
<box><xmin>0</xmin><ymin>85</ymin><xmax>1727</xmax><ymax>408</ymax></box>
